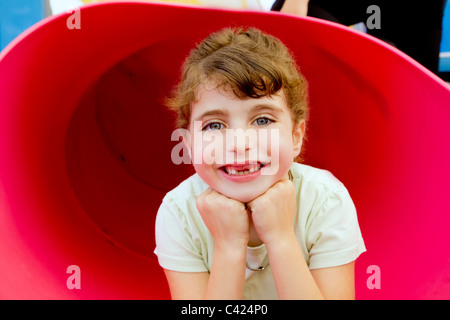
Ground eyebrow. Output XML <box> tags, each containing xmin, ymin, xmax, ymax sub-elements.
<box><xmin>194</xmin><ymin>109</ymin><xmax>228</xmax><ymax>122</ymax></box>
<box><xmin>194</xmin><ymin>103</ymin><xmax>284</xmax><ymax>122</ymax></box>
<box><xmin>250</xmin><ymin>103</ymin><xmax>284</xmax><ymax>115</ymax></box>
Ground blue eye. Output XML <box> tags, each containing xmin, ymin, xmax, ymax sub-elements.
<box><xmin>203</xmin><ymin>122</ymin><xmax>224</xmax><ymax>131</ymax></box>
<box><xmin>254</xmin><ymin>117</ymin><xmax>272</xmax><ymax>126</ymax></box>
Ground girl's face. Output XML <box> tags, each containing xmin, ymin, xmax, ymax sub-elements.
<box><xmin>185</xmin><ymin>85</ymin><xmax>305</xmax><ymax>203</ymax></box>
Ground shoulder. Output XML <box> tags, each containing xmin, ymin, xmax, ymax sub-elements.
<box><xmin>156</xmin><ymin>173</ymin><xmax>210</xmax><ymax>232</ymax></box>
<box><xmin>290</xmin><ymin>162</ymin><xmax>357</xmax><ymax>229</ymax></box>
<box><xmin>290</xmin><ymin>163</ymin><xmax>366</xmax><ymax>269</ymax></box>
<box><xmin>290</xmin><ymin>162</ymin><xmax>345</xmax><ymax>195</ymax></box>
<box><xmin>155</xmin><ymin>174</ymin><xmax>212</xmax><ymax>273</ymax></box>
<box><xmin>162</xmin><ymin>173</ymin><xmax>209</xmax><ymax>208</ymax></box>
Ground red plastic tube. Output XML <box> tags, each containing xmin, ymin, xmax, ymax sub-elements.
<box><xmin>0</xmin><ymin>2</ymin><xmax>449</xmax><ymax>299</ymax></box>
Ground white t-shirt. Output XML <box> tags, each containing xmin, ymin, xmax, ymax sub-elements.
<box><xmin>154</xmin><ymin>162</ymin><xmax>366</xmax><ymax>299</ymax></box>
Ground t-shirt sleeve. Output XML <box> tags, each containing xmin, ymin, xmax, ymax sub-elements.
<box><xmin>154</xmin><ymin>198</ymin><xmax>209</xmax><ymax>273</ymax></box>
<box><xmin>306</xmin><ymin>185</ymin><xmax>366</xmax><ymax>270</ymax></box>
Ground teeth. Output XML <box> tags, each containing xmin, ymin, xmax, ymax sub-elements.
<box><xmin>224</xmin><ymin>163</ymin><xmax>262</xmax><ymax>176</ymax></box>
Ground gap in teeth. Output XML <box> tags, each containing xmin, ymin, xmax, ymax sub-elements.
<box><xmin>224</xmin><ymin>164</ymin><xmax>262</xmax><ymax>176</ymax></box>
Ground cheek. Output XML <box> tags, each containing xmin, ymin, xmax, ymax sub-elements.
<box><xmin>192</xmin><ymin>162</ymin><xmax>218</xmax><ymax>191</ymax></box>
<box><xmin>189</xmin><ymin>132</ymin><xmax>225</xmax><ymax>166</ymax></box>
<box><xmin>258</xmin><ymin>129</ymin><xmax>294</xmax><ymax>176</ymax></box>
<box><xmin>203</xmin><ymin>135</ymin><xmax>227</xmax><ymax>166</ymax></box>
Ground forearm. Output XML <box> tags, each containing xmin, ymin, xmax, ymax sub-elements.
<box><xmin>204</xmin><ymin>243</ymin><xmax>247</xmax><ymax>299</ymax></box>
<box><xmin>280</xmin><ymin>0</ymin><xmax>310</xmax><ymax>16</ymax></box>
<box><xmin>266</xmin><ymin>233</ymin><xmax>324</xmax><ymax>300</ymax></box>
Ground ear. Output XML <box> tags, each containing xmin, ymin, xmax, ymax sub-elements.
<box><xmin>292</xmin><ymin>120</ymin><xmax>305</xmax><ymax>157</ymax></box>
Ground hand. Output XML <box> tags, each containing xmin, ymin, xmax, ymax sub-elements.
<box><xmin>246</xmin><ymin>179</ymin><xmax>296</xmax><ymax>247</ymax></box>
<box><xmin>280</xmin><ymin>0</ymin><xmax>309</xmax><ymax>17</ymax></box>
<box><xmin>196</xmin><ymin>188</ymin><xmax>250</xmax><ymax>249</ymax></box>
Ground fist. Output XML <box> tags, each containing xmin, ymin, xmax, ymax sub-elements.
<box><xmin>196</xmin><ymin>188</ymin><xmax>250</xmax><ymax>248</ymax></box>
<box><xmin>247</xmin><ymin>179</ymin><xmax>296</xmax><ymax>246</ymax></box>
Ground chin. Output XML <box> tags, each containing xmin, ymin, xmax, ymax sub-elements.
<box><xmin>222</xmin><ymin>191</ymin><xmax>261</xmax><ymax>203</ymax></box>
<box><xmin>216</xmin><ymin>181</ymin><xmax>273</xmax><ymax>203</ymax></box>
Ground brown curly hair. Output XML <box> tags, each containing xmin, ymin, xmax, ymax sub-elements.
<box><xmin>166</xmin><ymin>27</ymin><xmax>309</xmax><ymax>131</ymax></box>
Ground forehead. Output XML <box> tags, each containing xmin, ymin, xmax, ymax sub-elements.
<box><xmin>191</xmin><ymin>84</ymin><xmax>291</xmax><ymax>118</ymax></box>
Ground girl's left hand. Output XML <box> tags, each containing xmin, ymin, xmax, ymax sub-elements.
<box><xmin>246</xmin><ymin>179</ymin><xmax>296</xmax><ymax>247</ymax></box>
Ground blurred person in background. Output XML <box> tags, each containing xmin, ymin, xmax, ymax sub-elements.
<box><xmin>272</xmin><ymin>0</ymin><xmax>447</xmax><ymax>75</ymax></box>
<box><xmin>50</xmin><ymin>0</ymin><xmax>447</xmax><ymax>75</ymax></box>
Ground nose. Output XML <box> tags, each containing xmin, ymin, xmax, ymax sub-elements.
<box><xmin>225</xmin><ymin>128</ymin><xmax>257</xmax><ymax>156</ymax></box>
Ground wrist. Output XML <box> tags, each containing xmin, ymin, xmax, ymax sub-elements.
<box><xmin>212</xmin><ymin>241</ymin><xmax>247</xmax><ymax>277</ymax></box>
<box><xmin>214</xmin><ymin>239</ymin><xmax>248</xmax><ymax>255</ymax></box>
<box><xmin>264</xmin><ymin>230</ymin><xmax>297</xmax><ymax>252</ymax></box>
<box><xmin>208</xmin><ymin>239</ymin><xmax>247</xmax><ymax>300</ymax></box>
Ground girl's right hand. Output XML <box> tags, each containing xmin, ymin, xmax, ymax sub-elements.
<box><xmin>196</xmin><ymin>187</ymin><xmax>250</xmax><ymax>249</ymax></box>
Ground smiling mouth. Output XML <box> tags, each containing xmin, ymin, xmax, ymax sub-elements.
<box><xmin>219</xmin><ymin>162</ymin><xmax>268</xmax><ymax>176</ymax></box>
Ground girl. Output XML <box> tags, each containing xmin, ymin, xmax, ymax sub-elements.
<box><xmin>154</xmin><ymin>27</ymin><xmax>365</xmax><ymax>299</ymax></box>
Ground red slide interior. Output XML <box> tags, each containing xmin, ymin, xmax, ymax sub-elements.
<box><xmin>0</xmin><ymin>2</ymin><xmax>449</xmax><ymax>299</ymax></box>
